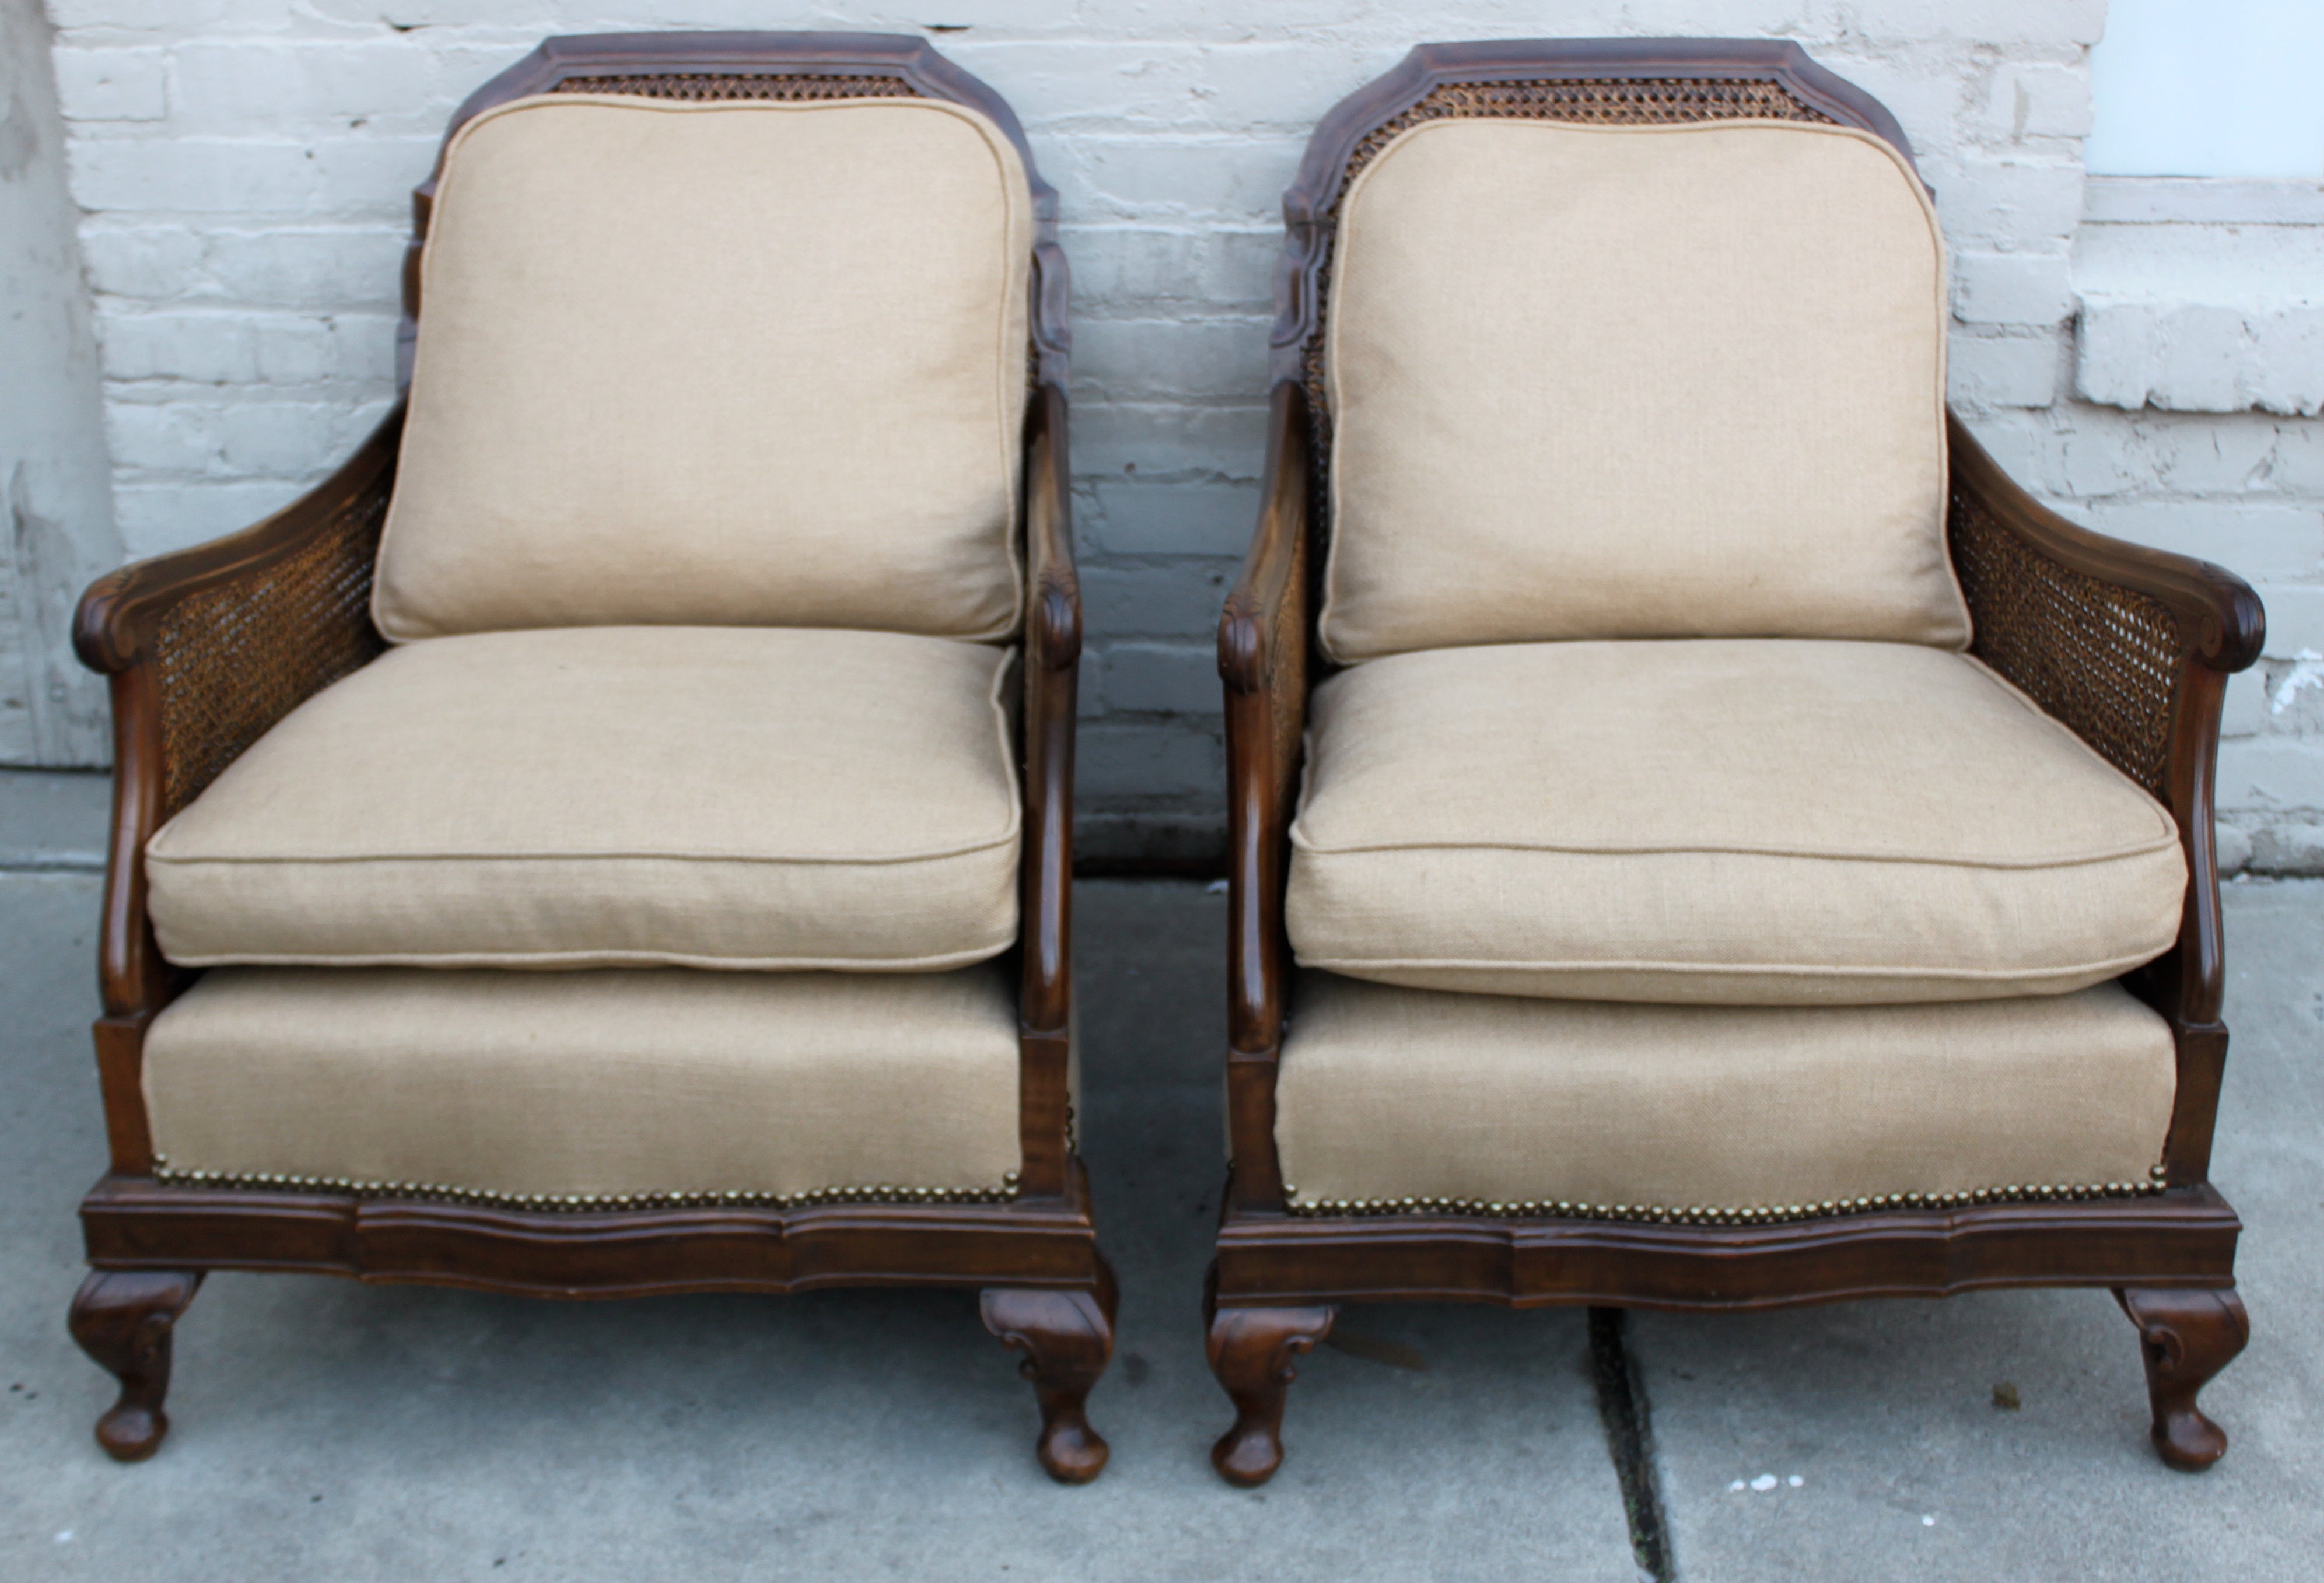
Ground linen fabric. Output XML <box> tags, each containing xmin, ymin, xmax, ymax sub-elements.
<box><xmin>374</xmin><ymin>94</ymin><xmax>1032</xmax><ymax>642</ymax></box>
<box><xmin>1273</xmin><ymin>971</ymin><xmax>2175</xmax><ymax>1213</ymax></box>
<box><xmin>144</xmin><ymin>964</ymin><xmax>1021</xmax><ymax>1199</ymax></box>
<box><xmin>1320</xmin><ymin>118</ymin><xmax>1965</xmax><ymax>662</ymax></box>
<box><xmin>145</xmin><ymin>626</ymin><xmax>1020</xmax><ymax>970</ymax></box>
<box><xmin>1286</xmin><ymin>640</ymin><xmax>2185</xmax><ymax>1004</ymax></box>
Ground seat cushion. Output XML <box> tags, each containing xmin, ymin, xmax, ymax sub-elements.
<box><xmin>144</xmin><ymin>965</ymin><xmax>1021</xmax><ymax>1202</ymax></box>
<box><xmin>1286</xmin><ymin>640</ymin><xmax>2185</xmax><ymax>1004</ymax></box>
<box><xmin>376</xmin><ymin>94</ymin><xmax>1032</xmax><ymax>642</ymax></box>
<box><xmin>146</xmin><ymin>626</ymin><xmax>1019</xmax><ymax>970</ymax></box>
<box><xmin>1272</xmin><ymin>972</ymin><xmax>2175</xmax><ymax>1217</ymax></box>
<box><xmin>1321</xmin><ymin>118</ymin><xmax>1964</xmax><ymax>661</ymax></box>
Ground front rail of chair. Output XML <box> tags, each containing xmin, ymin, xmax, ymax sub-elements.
<box><xmin>69</xmin><ymin>405</ymin><xmax>402</xmax><ymax>1171</ymax></box>
<box><xmin>1219</xmin><ymin>379</ymin><xmax>1312</xmax><ymax>1213</ymax></box>
<box><xmin>1946</xmin><ymin>414</ymin><xmax>2264</xmax><ymax>1184</ymax></box>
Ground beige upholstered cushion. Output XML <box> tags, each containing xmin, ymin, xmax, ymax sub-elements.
<box><xmin>144</xmin><ymin>965</ymin><xmax>1021</xmax><ymax>1199</ymax></box>
<box><xmin>1286</xmin><ymin>640</ymin><xmax>2185</xmax><ymax>1004</ymax></box>
<box><xmin>1273</xmin><ymin>972</ymin><xmax>2175</xmax><ymax>1214</ymax></box>
<box><xmin>146</xmin><ymin>626</ymin><xmax>1019</xmax><ymax>970</ymax></box>
<box><xmin>1320</xmin><ymin>118</ymin><xmax>1964</xmax><ymax>662</ymax></box>
<box><xmin>375</xmin><ymin>94</ymin><xmax>1032</xmax><ymax>642</ymax></box>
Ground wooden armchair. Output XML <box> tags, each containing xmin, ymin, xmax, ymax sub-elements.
<box><xmin>68</xmin><ymin>32</ymin><xmax>1115</xmax><ymax>1483</ymax></box>
<box><xmin>1209</xmin><ymin>39</ymin><xmax>2264</xmax><ymax>1486</ymax></box>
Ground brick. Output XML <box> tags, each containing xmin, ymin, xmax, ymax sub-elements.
<box><xmin>97</xmin><ymin>310</ymin><xmax>257</xmax><ymax>383</ymax></box>
<box><xmin>1082</xmin><ymin>565</ymin><xmax>1234</xmax><ymax>641</ymax></box>
<box><xmin>1860</xmin><ymin>0</ymin><xmax>2106</xmax><ymax>47</ymax></box>
<box><xmin>1101</xmin><ymin>643</ymin><xmax>1224</xmax><ymax>715</ymax></box>
<box><xmin>1075</xmin><ymin>722</ymin><xmax>1222</xmax><ymax>800</ymax></box>
<box><xmin>68</xmin><ymin>138</ymin><xmax>327</xmax><ymax>215</ymax></box>
<box><xmin>1976</xmin><ymin>62</ymin><xmax>2092</xmax><ymax>145</ymax></box>
<box><xmin>201</xmin><ymin>226</ymin><xmax>406</xmax><ymax>310</ymax></box>
<box><xmin>2148</xmin><ymin>418</ymin><xmax>2280</xmax><ymax>495</ymax></box>
<box><xmin>77</xmin><ymin>223</ymin><xmax>206</xmax><ymax>299</ymax></box>
<box><xmin>1091</xmin><ymin>480</ymin><xmax>1261</xmax><ymax>556</ymax></box>
<box><xmin>2272</xmin><ymin>423</ymin><xmax>2324</xmax><ymax>495</ymax></box>
<box><xmin>169</xmin><ymin>41</ymin><xmax>441</xmax><ymax>131</ymax></box>
<box><xmin>2245</xmin><ymin>587</ymin><xmax>2324</xmax><ymax>656</ymax></box>
<box><xmin>51</xmin><ymin>47</ymin><xmax>166</xmax><ymax>121</ymax></box>
<box><xmin>113</xmin><ymin>479</ymin><xmax>307</xmax><ymax>558</ymax></box>
<box><xmin>2218</xmin><ymin>738</ymin><xmax>2324</xmax><ymax>813</ymax></box>
<box><xmin>1947</xmin><ymin>332</ymin><xmax>2057</xmax><ymax>408</ymax></box>
<box><xmin>1072</xmin><ymin>401</ymin><xmax>1268</xmax><ymax>481</ymax></box>
<box><xmin>2083</xmin><ymin>503</ymin><xmax>2323</xmax><ymax>580</ymax></box>
<box><xmin>1065</xmin><ymin>224</ymin><xmax>1274</xmax><ymax>314</ymax></box>
<box><xmin>1954</xmin><ymin>252</ymin><xmax>2074</xmax><ymax>326</ymax></box>
<box><xmin>217</xmin><ymin>400</ymin><xmax>345</xmax><ymax>474</ymax></box>
<box><xmin>1046</xmin><ymin>134</ymin><xmax>1306</xmax><ymax>223</ymax></box>
<box><xmin>1931</xmin><ymin>159</ymin><xmax>2085</xmax><ymax>248</ymax></box>
<box><xmin>2221</xmin><ymin>671</ymin><xmax>2267</xmax><ymax>739</ymax></box>
<box><xmin>1073</xmin><ymin>317</ymin><xmax>1272</xmax><ymax>404</ymax></box>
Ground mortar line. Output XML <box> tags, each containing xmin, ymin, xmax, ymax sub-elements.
<box><xmin>1588</xmin><ymin>1306</ymin><xmax>1675</xmax><ymax>1582</ymax></box>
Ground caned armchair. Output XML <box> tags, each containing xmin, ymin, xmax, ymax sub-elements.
<box><xmin>1210</xmin><ymin>39</ymin><xmax>2264</xmax><ymax>1486</ymax></box>
<box><xmin>69</xmin><ymin>33</ymin><xmax>1116</xmax><ymax>1483</ymax></box>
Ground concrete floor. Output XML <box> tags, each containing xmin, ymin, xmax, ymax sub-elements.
<box><xmin>1</xmin><ymin>768</ymin><xmax>2316</xmax><ymax>1580</ymax></box>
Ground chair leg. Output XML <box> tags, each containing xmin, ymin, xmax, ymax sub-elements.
<box><xmin>981</xmin><ymin>1253</ymin><xmax>1118</xmax><ymax>1484</ymax></box>
<box><xmin>68</xmin><ymin>1269</ymin><xmax>204</xmax><ymax>1463</ymax></box>
<box><xmin>1204</xmin><ymin>1266</ymin><xmax>1336</xmax><ymax>1489</ymax></box>
<box><xmin>2116</xmin><ymin>1286</ymin><xmax>2249</xmax><ymax>1472</ymax></box>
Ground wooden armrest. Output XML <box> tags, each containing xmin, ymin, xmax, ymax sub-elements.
<box><xmin>1217</xmin><ymin>380</ymin><xmax>1311</xmax><ymax>1213</ymax></box>
<box><xmin>1019</xmin><ymin>380</ymin><xmax>1078</xmax><ymax>1036</ymax></box>
<box><xmin>1947</xmin><ymin>412</ymin><xmax>2263</xmax><ymax>1037</ymax></box>
<box><xmin>74</xmin><ymin>405</ymin><xmax>400</xmax><ymax>1033</ymax></box>
<box><xmin>1219</xmin><ymin>381</ymin><xmax>1312</xmax><ymax>1059</ymax></box>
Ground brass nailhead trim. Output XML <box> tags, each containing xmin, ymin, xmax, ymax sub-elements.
<box><xmin>150</xmin><ymin>1157</ymin><xmax>1017</xmax><ymax>1213</ymax></box>
<box><xmin>1280</xmin><ymin>1178</ymin><xmax>2171</xmax><ymax>1224</ymax></box>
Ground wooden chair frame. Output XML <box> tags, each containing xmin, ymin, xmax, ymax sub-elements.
<box><xmin>1208</xmin><ymin>38</ymin><xmax>2266</xmax><ymax>1486</ymax></box>
<box><xmin>66</xmin><ymin>32</ymin><xmax>1116</xmax><ymax>1484</ymax></box>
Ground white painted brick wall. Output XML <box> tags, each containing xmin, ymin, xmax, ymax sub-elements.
<box><xmin>43</xmin><ymin>0</ymin><xmax>2324</xmax><ymax>864</ymax></box>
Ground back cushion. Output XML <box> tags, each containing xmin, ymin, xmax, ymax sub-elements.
<box><xmin>374</xmin><ymin>94</ymin><xmax>1033</xmax><ymax>642</ymax></box>
<box><xmin>1320</xmin><ymin>118</ymin><xmax>1966</xmax><ymax>663</ymax></box>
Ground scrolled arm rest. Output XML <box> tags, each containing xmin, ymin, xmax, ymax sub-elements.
<box><xmin>1946</xmin><ymin>412</ymin><xmax>2263</xmax><ymax>1032</ymax></box>
<box><xmin>1219</xmin><ymin>381</ymin><xmax>1312</xmax><ymax>1061</ymax></box>
<box><xmin>1019</xmin><ymin>380</ymin><xmax>1079</xmax><ymax>1037</ymax></box>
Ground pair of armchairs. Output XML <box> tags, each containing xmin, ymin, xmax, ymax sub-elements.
<box><xmin>68</xmin><ymin>32</ymin><xmax>2259</xmax><ymax>1490</ymax></box>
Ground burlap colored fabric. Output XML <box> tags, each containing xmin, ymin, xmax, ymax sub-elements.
<box><xmin>1320</xmin><ymin>118</ymin><xmax>1964</xmax><ymax>661</ymax></box>
<box><xmin>1287</xmin><ymin>639</ymin><xmax>2184</xmax><ymax>1004</ymax></box>
<box><xmin>147</xmin><ymin>626</ymin><xmax>1020</xmax><ymax>970</ymax></box>
<box><xmin>145</xmin><ymin>964</ymin><xmax>1021</xmax><ymax>1199</ymax></box>
<box><xmin>376</xmin><ymin>94</ymin><xmax>1031</xmax><ymax>642</ymax></box>
<box><xmin>1273</xmin><ymin>971</ymin><xmax>2174</xmax><ymax>1211</ymax></box>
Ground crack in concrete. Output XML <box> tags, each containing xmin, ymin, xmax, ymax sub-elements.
<box><xmin>1590</xmin><ymin>1307</ymin><xmax>1675</xmax><ymax>1582</ymax></box>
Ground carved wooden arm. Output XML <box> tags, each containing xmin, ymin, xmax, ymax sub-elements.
<box><xmin>1946</xmin><ymin>414</ymin><xmax>2263</xmax><ymax>1034</ymax></box>
<box><xmin>1217</xmin><ymin>380</ymin><xmax>1312</xmax><ymax>1211</ymax></box>
<box><xmin>1016</xmin><ymin>379</ymin><xmax>1081</xmax><ymax>1195</ymax></box>
<box><xmin>74</xmin><ymin>405</ymin><xmax>401</xmax><ymax>1027</ymax></box>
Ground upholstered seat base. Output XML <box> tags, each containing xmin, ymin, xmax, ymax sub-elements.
<box><xmin>143</xmin><ymin>965</ymin><xmax>1024</xmax><ymax>1202</ymax></box>
<box><xmin>1272</xmin><ymin>972</ymin><xmax>2176</xmax><ymax>1216</ymax></box>
<box><xmin>145</xmin><ymin>626</ymin><xmax>1021</xmax><ymax>971</ymax></box>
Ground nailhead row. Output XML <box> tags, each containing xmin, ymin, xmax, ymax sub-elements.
<box><xmin>1282</xmin><ymin>1169</ymin><xmax>2171</xmax><ymax>1223</ymax></box>
<box><xmin>152</xmin><ymin>1157</ymin><xmax>1021</xmax><ymax>1213</ymax></box>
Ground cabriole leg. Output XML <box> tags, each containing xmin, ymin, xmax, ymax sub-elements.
<box><xmin>68</xmin><ymin>1269</ymin><xmax>204</xmax><ymax>1462</ymax></box>
<box><xmin>1205</xmin><ymin>1281</ymin><xmax>1336</xmax><ymax>1489</ymax></box>
<box><xmin>2116</xmin><ymin>1286</ymin><xmax>2249</xmax><ymax>1471</ymax></box>
<box><xmin>981</xmin><ymin>1255</ymin><xmax>1118</xmax><ymax>1484</ymax></box>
